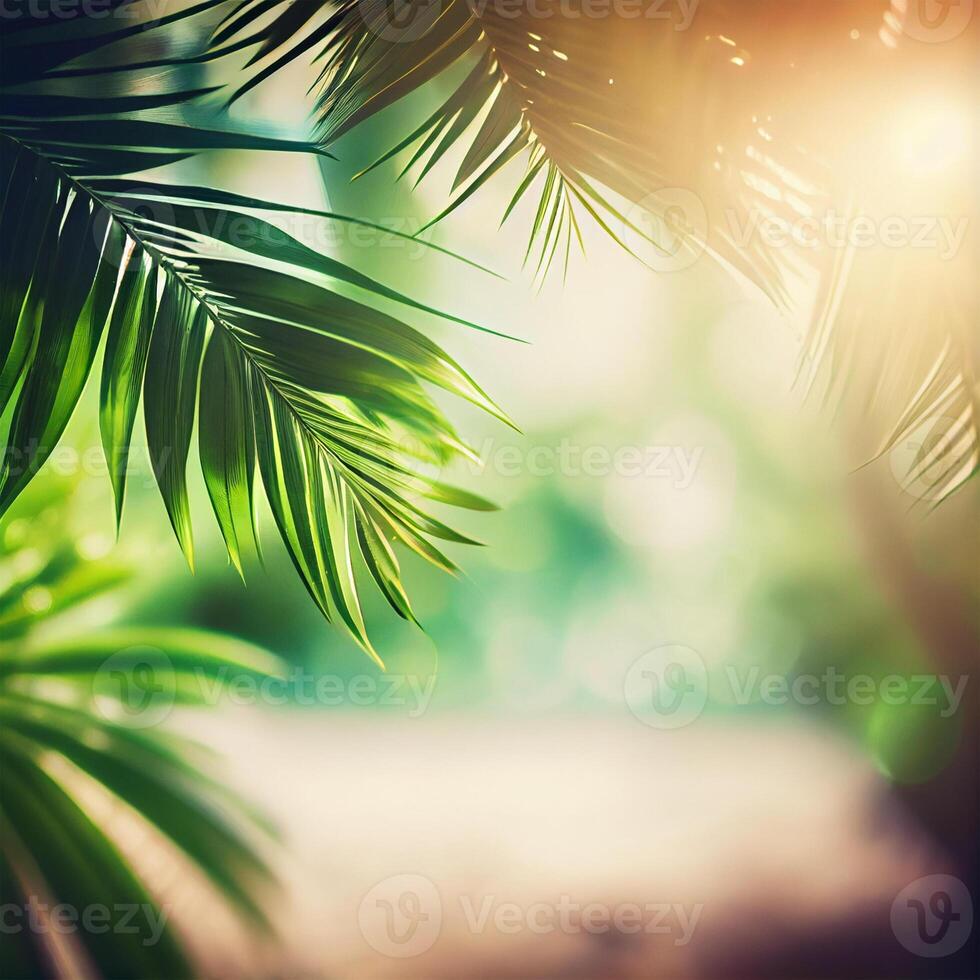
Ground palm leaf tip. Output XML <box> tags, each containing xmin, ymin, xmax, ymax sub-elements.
<box><xmin>0</xmin><ymin>497</ymin><xmax>287</xmax><ymax>977</ymax></box>
<box><xmin>1</xmin><ymin>2</ymin><xmax>512</xmax><ymax>658</ymax></box>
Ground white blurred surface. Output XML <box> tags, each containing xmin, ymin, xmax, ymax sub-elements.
<box><xmin>174</xmin><ymin>712</ymin><xmax>941</xmax><ymax>979</ymax></box>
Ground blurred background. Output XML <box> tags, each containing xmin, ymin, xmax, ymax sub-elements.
<box><xmin>11</xmin><ymin>13</ymin><xmax>978</xmax><ymax>979</ymax></box>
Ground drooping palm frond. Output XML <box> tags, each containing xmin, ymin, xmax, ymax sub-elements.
<box><xmin>790</xmin><ymin>12</ymin><xmax>979</xmax><ymax>504</ymax></box>
<box><xmin>800</xmin><ymin>217</ymin><xmax>978</xmax><ymax>504</ymax></box>
<box><xmin>216</xmin><ymin>0</ymin><xmax>842</xmax><ymax>288</ymax></box>
<box><xmin>0</xmin><ymin>479</ymin><xmax>284</xmax><ymax>980</ymax></box>
<box><xmin>218</xmin><ymin>0</ymin><xmax>978</xmax><ymax>500</ymax></box>
<box><xmin>1</xmin><ymin>0</ymin><xmax>511</xmax><ymax>662</ymax></box>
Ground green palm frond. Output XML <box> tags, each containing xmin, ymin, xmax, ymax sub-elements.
<box><xmin>217</xmin><ymin>0</ymin><xmax>836</xmax><ymax>289</ymax></box>
<box><xmin>218</xmin><ymin>0</ymin><xmax>977</xmax><ymax>500</ymax></box>
<box><xmin>1</xmin><ymin>0</ymin><xmax>510</xmax><ymax>661</ymax></box>
<box><xmin>0</xmin><ymin>480</ymin><xmax>283</xmax><ymax>979</ymax></box>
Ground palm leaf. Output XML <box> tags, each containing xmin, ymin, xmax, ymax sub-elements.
<box><xmin>218</xmin><ymin>0</ymin><xmax>978</xmax><ymax>499</ymax></box>
<box><xmin>800</xmin><ymin>237</ymin><xmax>978</xmax><ymax>504</ymax></box>
<box><xmin>0</xmin><ymin>480</ymin><xmax>283</xmax><ymax>979</ymax></box>
<box><xmin>217</xmin><ymin>0</ymin><xmax>821</xmax><ymax>288</ymax></box>
<box><xmin>0</xmin><ymin>741</ymin><xmax>194</xmax><ymax>979</ymax></box>
<box><xmin>1</xmin><ymin>0</ymin><xmax>509</xmax><ymax>661</ymax></box>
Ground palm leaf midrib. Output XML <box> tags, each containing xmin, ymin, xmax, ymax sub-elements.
<box><xmin>1</xmin><ymin>129</ymin><xmax>360</xmax><ymax>486</ymax></box>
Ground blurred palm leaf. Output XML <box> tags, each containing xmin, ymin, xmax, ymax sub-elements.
<box><xmin>0</xmin><ymin>479</ymin><xmax>283</xmax><ymax>979</ymax></box>
<box><xmin>0</xmin><ymin>0</ymin><xmax>510</xmax><ymax>663</ymax></box>
<box><xmin>216</xmin><ymin>0</ymin><xmax>829</xmax><ymax>289</ymax></box>
<box><xmin>217</xmin><ymin>0</ymin><xmax>977</xmax><ymax>500</ymax></box>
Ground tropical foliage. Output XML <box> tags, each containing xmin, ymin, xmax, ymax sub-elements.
<box><xmin>0</xmin><ymin>478</ymin><xmax>282</xmax><ymax>979</ymax></box>
<box><xmin>0</xmin><ymin>3</ymin><xmax>975</xmax><ymax>975</ymax></box>
<box><xmin>1</xmin><ymin>3</ymin><xmax>975</xmax><ymax>673</ymax></box>
<box><xmin>220</xmin><ymin>0</ymin><xmax>977</xmax><ymax>499</ymax></box>
<box><xmin>1</xmin><ymin>0</ymin><xmax>508</xmax><ymax>665</ymax></box>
